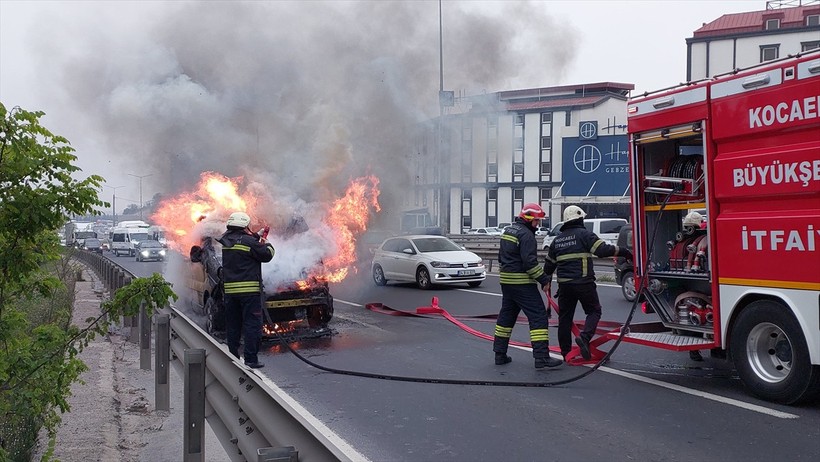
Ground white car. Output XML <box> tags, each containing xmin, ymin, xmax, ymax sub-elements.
<box><xmin>468</xmin><ymin>227</ymin><xmax>503</xmax><ymax>236</ymax></box>
<box><xmin>542</xmin><ymin>218</ymin><xmax>628</xmax><ymax>250</ymax></box>
<box><xmin>372</xmin><ymin>235</ymin><xmax>486</xmax><ymax>289</ymax></box>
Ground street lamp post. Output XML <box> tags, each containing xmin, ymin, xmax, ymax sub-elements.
<box><xmin>127</xmin><ymin>173</ymin><xmax>153</xmax><ymax>221</ymax></box>
<box><xmin>102</xmin><ymin>184</ymin><xmax>125</xmax><ymax>226</ymax></box>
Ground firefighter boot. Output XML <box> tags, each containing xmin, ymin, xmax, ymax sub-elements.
<box><xmin>495</xmin><ymin>353</ymin><xmax>512</xmax><ymax>365</ymax></box>
<box><xmin>575</xmin><ymin>336</ymin><xmax>592</xmax><ymax>360</ymax></box>
<box><xmin>535</xmin><ymin>356</ymin><xmax>563</xmax><ymax>369</ymax></box>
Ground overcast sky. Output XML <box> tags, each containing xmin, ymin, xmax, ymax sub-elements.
<box><xmin>0</xmin><ymin>0</ymin><xmax>766</xmax><ymax>216</ymax></box>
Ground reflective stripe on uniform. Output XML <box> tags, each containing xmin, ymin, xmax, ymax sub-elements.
<box><xmin>530</xmin><ymin>328</ymin><xmax>549</xmax><ymax>342</ymax></box>
<box><xmin>555</xmin><ymin>252</ymin><xmax>592</xmax><ymax>279</ymax></box>
<box><xmin>495</xmin><ymin>325</ymin><xmax>513</xmax><ymax>338</ymax></box>
<box><xmin>526</xmin><ymin>266</ymin><xmax>545</xmax><ymax>279</ymax></box>
<box><xmin>590</xmin><ymin>239</ymin><xmax>605</xmax><ymax>253</ymax></box>
<box><xmin>224</xmin><ymin>280</ymin><xmax>261</xmax><ymax>294</ymax></box>
<box><xmin>499</xmin><ymin>272</ymin><xmax>538</xmax><ymax>284</ymax></box>
<box><xmin>224</xmin><ymin>244</ymin><xmax>251</xmax><ymax>252</ymax></box>
<box><xmin>501</xmin><ymin>234</ymin><xmax>519</xmax><ymax>244</ymax></box>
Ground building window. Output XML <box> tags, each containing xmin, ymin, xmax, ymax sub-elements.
<box><xmin>512</xmin><ymin>188</ymin><xmax>524</xmax><ymax>216</ymax></box>
<box><xmin>807</xmin><ymin>14</ymin><xmax>820</xmax><ymax>26</ymax></box>
<box><xmin>760</xmin><ymin>44</ymin><xmax>779</xmax><ymax>62</ymax></box>
<box><xmin>541</xmin><ymin>112</ymin><xmax>552</xmax><ymax>123</ymax></box>
<box><xmin>514</xmin><ymin>113</ymin><xmax>524</xmax><ymax>126</ymax></box>
<box><xmin>540</xmin><ymin>162</ymin><xmax>552</xmax><ymax>176</ymax></box>
<box><xmin>565</xmin><ymin>111</ymin><xmax>571</xmax><ymax>127</ymax></box>
<box><xmin>487</xmin><ymin>162</ymin><xmax>498</xmax><ymax>182</ymax></box>
<box><xmin>462</xmin><ymin>189</ymin><xmax>472</xmax><ymax>231</ymax></box>
<box><xmin>513</xmin><ymin>149</ymin><xmax>523</xmax><ymax>182</ymax></box>
<box><xmin>540</xmin><ymin>188</ymin><xmax>551</xmax><ymax>202</ymax></box>
<box><xmin>801</xmin><ymin>41</ymin><xmax>820</xmax><ymax>52</ymax></box>
<box><xmin>765</xmin><ymin>18</ymin><xmax>780</xmax><ymax>30</ymax></box>
<box><xmin>487</xmin><ymin>188</ymin><xmax>498</xmax><ymax>227</ymax></box>
<box><xmin>541</xmin><ymin>136</ymin><xmax>552</xmax><ymax>149</ymax></box>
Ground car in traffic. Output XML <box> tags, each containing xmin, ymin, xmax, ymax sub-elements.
<box><xmin>135</xmin><ymin>240</ymin><xmax>166</xmax><ymax>262</ymax></box>
<box><xmin>542</xmin><ymin>218</ymin><xmax>628</xmax><ymax>250</ymax></box>
<box><xmin>613</xmin><ymin>224</ymin><xmax>641</xmax><ymax>302</ymax></box>
<box><xmin>82</xmin><ymin>237</ymin><xmax>103</xmax><ymax>254</ymax></box>
<box><xmin>371</xmin><ymin>235</ymin><xmax>486</xmax><ymax>289</ymax></box>
<box><xmin>467</xmin><ymin>227</ymin><xmax>503</xmax><ymax>236</ymax></box>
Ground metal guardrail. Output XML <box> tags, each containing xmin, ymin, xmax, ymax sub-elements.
<box><xmin>71</xmin><ymin>250</ymin><xmax>357</xmax><ymax>462</ymax></box>
<box><xmin>446</xmin><ymin>234</ymin><xmax>613</xmax><ymax>272</ymax></box>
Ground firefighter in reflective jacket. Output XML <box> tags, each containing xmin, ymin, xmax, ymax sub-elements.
<box><xmin>494</xmin><ymin>203</ymin><xmax>562</xmax><ymax>369</ymax></box>
<box><xmin>543</xmin><ymin>205</ymin><xmax>632</xmax><ymax>361</ymax></box>
<box><xmin>218</xmin><ymin>211</ymin><xmax>275</xmax><ymax>369</ymax></box>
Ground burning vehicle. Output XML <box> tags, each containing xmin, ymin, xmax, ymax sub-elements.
<box><xmin>187</xmin><ymin>235</ymin><xmax>333</xmax><ymax>337</ymax></box>
<box><xmin>157</xmin><ymin>172</ymin><xmax>381</xmax><ymax>338</ymax></box>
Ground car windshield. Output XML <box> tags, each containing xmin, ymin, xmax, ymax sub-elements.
<box><xmin>130</xmin><ymin>232</ymin><xmax>150</xmax><ymax>242</ymax></box>
<box><xmin>139</xmin><ymin>240</ymin><xmax>162</xmax><ymax>248</ymax></box>
<box><xmin>412</xmin><ymin>237</ymin><xmax>462</xmax><ymax>253</ymax></box>
<box><xmin>85</xmin><ymin>238</ymin><xmax>101</xmax><ymax>246</ymax></box>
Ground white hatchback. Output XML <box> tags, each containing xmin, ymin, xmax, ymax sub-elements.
<box><xmin>372</xmin><ymin>235</ymin><xmax>486</xmax><ymax>289</ymax></box>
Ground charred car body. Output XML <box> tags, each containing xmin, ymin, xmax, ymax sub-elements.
<box><xmin>188</xmin><ymin>236</ymin><xmax>334</xmax><ymax>337</ymax></box>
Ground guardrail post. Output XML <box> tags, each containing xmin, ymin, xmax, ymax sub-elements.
<box><xmin>139</xmin><ymin>302</ymin><xmax>151</xmax><ymax>370</ymax></box>
<box><xmin>184</xmin><ymin>349</ymin><xmax>206</xmax><ymax>462</ymax></box>
<box><xmin>155</xmin><ymin>314</ymin><xmax>170</xmax><ymax>411</ymax></box>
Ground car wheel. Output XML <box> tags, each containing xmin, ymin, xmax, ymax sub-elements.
<box><xmin>136</xmin><ymin>255</ymin><xmax>140</xmax><ymax>262</ymax></box>
<box><xmin>416</xmin><ymin>267</ymin><xmax>432</xmax><ymax>290</ymax></box>
<box><xmin>467</xmin><ymin>281</ymin><xmax>482</xmax><ymax>288</ymax></box>
<box><xmin>621</xmin><ymin>271</ymin><xmax>638</xmax><ymax>302</ymax></box>
<box><xmin>205</xmin><ymin>296</ymin><xmax>225</xmax><ymax>333</ymax></box>
<box><xmin>373</xmin><ymin>265</ymin><xmax>387</xmax><ymax>286</ymax></box>
<box><xmin>730</xmin><ymin>300</ymin><xmax>820</xmax><ymax>404</ymax></box>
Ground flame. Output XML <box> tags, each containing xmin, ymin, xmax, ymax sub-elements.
<box><xmin>314</xmin><ymin>175</ymin><xmax>381</xmax><ymax>283</ymax></box>
<box><xmin>151</xmin><ymin>172</ymin><xmax>381</xmax><ymax>287</ymax></box>
<box><xmin>152</xmin><ymin>172</ymin><xmax>254</xmax><ymax>252</ymax></box>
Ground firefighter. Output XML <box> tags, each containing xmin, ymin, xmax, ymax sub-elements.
<box><xmin>544</xmin><ymin>206</ymin><xmax>632</xmax><ymax>361</ymax></box>
<box><xmin>494</xmin><ymin>203</ymin><xmax>562</xmax><ymax>369</ymax></box>
<box><xmin>218</xmin><ymin>211</ymin><xmax>275</xmax><ymax>369</ymax></box>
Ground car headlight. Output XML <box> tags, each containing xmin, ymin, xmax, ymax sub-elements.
<box><xmin>141</xmin><ymin>251</ymin><xmax>149</xmax><ymax>256</ymax></box>
<box><xmin>159</xmin><ymin>250</ymin><xmax>166</xmax><ymax>256</ymax></box>
<box><xmin>430</xmin><ymin>261</ymin><xmax>449</xmax><ymax>268</ymax></box>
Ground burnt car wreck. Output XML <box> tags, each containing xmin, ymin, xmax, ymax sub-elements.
<box><xmin>187</xmin><ymin>236</ymin><xmax>334</xmax><ymax>339</ymax></box>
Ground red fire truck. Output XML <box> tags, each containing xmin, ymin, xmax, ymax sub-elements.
<box><xmin>623</xmin><ymin>50</ymin><xmax>820</xmax><ymax>404</ymax></box>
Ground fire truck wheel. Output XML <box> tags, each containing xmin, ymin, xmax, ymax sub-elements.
<box><xmin>373</xmin><ymin>265</ymin><xmax>387</xmax><ymax>286</ymax></box>
<box><xmin>416</xmin><ymin>267</ymin><xmax>432</xmax><ymax>290</ymax></box>
<box><xmin>730</xmin><ymin>300</ymin><xmax>820</xmax><ymax>404</ymax></box>
<box><xmin>621</xmin><ymin>271</ymin><xmax>638</xmax><ymax>302</ymax></box>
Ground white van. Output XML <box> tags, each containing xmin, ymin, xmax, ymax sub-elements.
<box><xmin>110</xmin><ymin>227</ymin><xmax>152</xmax><ymax>256</ymax></box>
<box><xmin>542</xmin><ymin>218</ymin><xmax>628</xmax><ymax>250</ymax></box>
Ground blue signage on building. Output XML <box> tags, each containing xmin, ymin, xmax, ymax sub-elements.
<box><xmin>561</xmin><ymin>135</ymin><xmax>629</xmax><ymax>196</ymax></box>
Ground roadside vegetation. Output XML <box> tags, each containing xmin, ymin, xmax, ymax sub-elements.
<box><xmin>0</xmin><ymin>103</ymin><xmax>176</xmax><ymax>461</ymax></box>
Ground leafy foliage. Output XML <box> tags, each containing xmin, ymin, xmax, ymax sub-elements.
<box><xmin>0</xmin><ymin>103</ymin><xmax>177</xmax><ymax>461</ymax></box>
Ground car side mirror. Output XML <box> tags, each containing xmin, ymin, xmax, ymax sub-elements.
<box><xmin>402</xmin><ymin>248</ymin><xmax>414</xmax><ymax>255</ymax></box>
<box><xmin>190</xmin><ymin>245</ymin><xmax>202</xmax><ymax>263</ymax></box>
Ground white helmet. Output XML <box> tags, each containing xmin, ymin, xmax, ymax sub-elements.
<box><xmin>563</xmin><ymin>205</ymin><xmax>587</xmax><ymax>222</ymax></box>
<box><xmin>683</xmin><ymin>211</ymin><xmax>703</xmax><ymax>227</ymax></box>
<box><xmin>227</xmin><ymin>211</ymin><xmax>251</xmax><ymax>229</ymax></box>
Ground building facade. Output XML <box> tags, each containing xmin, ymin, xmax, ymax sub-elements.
<box><xmin>404</xmin><ymin>82</ymin><xmax>634</xmax><ymax>234</ymax></box>
<box><xmin>687</xmin><ymin>1</ymin><xmax>820</xmax><ymax>81</ymax></box>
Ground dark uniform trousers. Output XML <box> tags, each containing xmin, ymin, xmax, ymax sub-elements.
<box><xmin>556</xmin><ymin>281</ymin><xmax>602</xmax><ymax>356</ymax></box>
<box><xmin>493</xmin><ymin>284</ymin><xmax>550</xmax><ymax>358</ymax></box>
<box><xmin>225</xmin><ymin>293</ymin><xmax>264</xmax><ymax>364</ymax></box>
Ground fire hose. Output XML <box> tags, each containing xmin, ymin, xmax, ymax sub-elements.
<box><xmin>276</xmin><ymin>190</ymin><xmax>678</xmax><ymax>387</ymax></box>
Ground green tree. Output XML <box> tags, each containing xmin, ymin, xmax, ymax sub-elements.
<box><xmin>0</xmin><ymin>103</ymin><xmax>177</xmax><ymax>461</ymax></box>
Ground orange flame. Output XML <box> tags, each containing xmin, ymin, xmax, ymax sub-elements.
<box><xmin>151</xmin><ymin>172</ymin><xmax>255</xmax><ymax>253</ymax></box>
<box><xmin>151</xmin><ymin>172</ymin><xmax>380</xmax><ymax>286</ymax></box>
